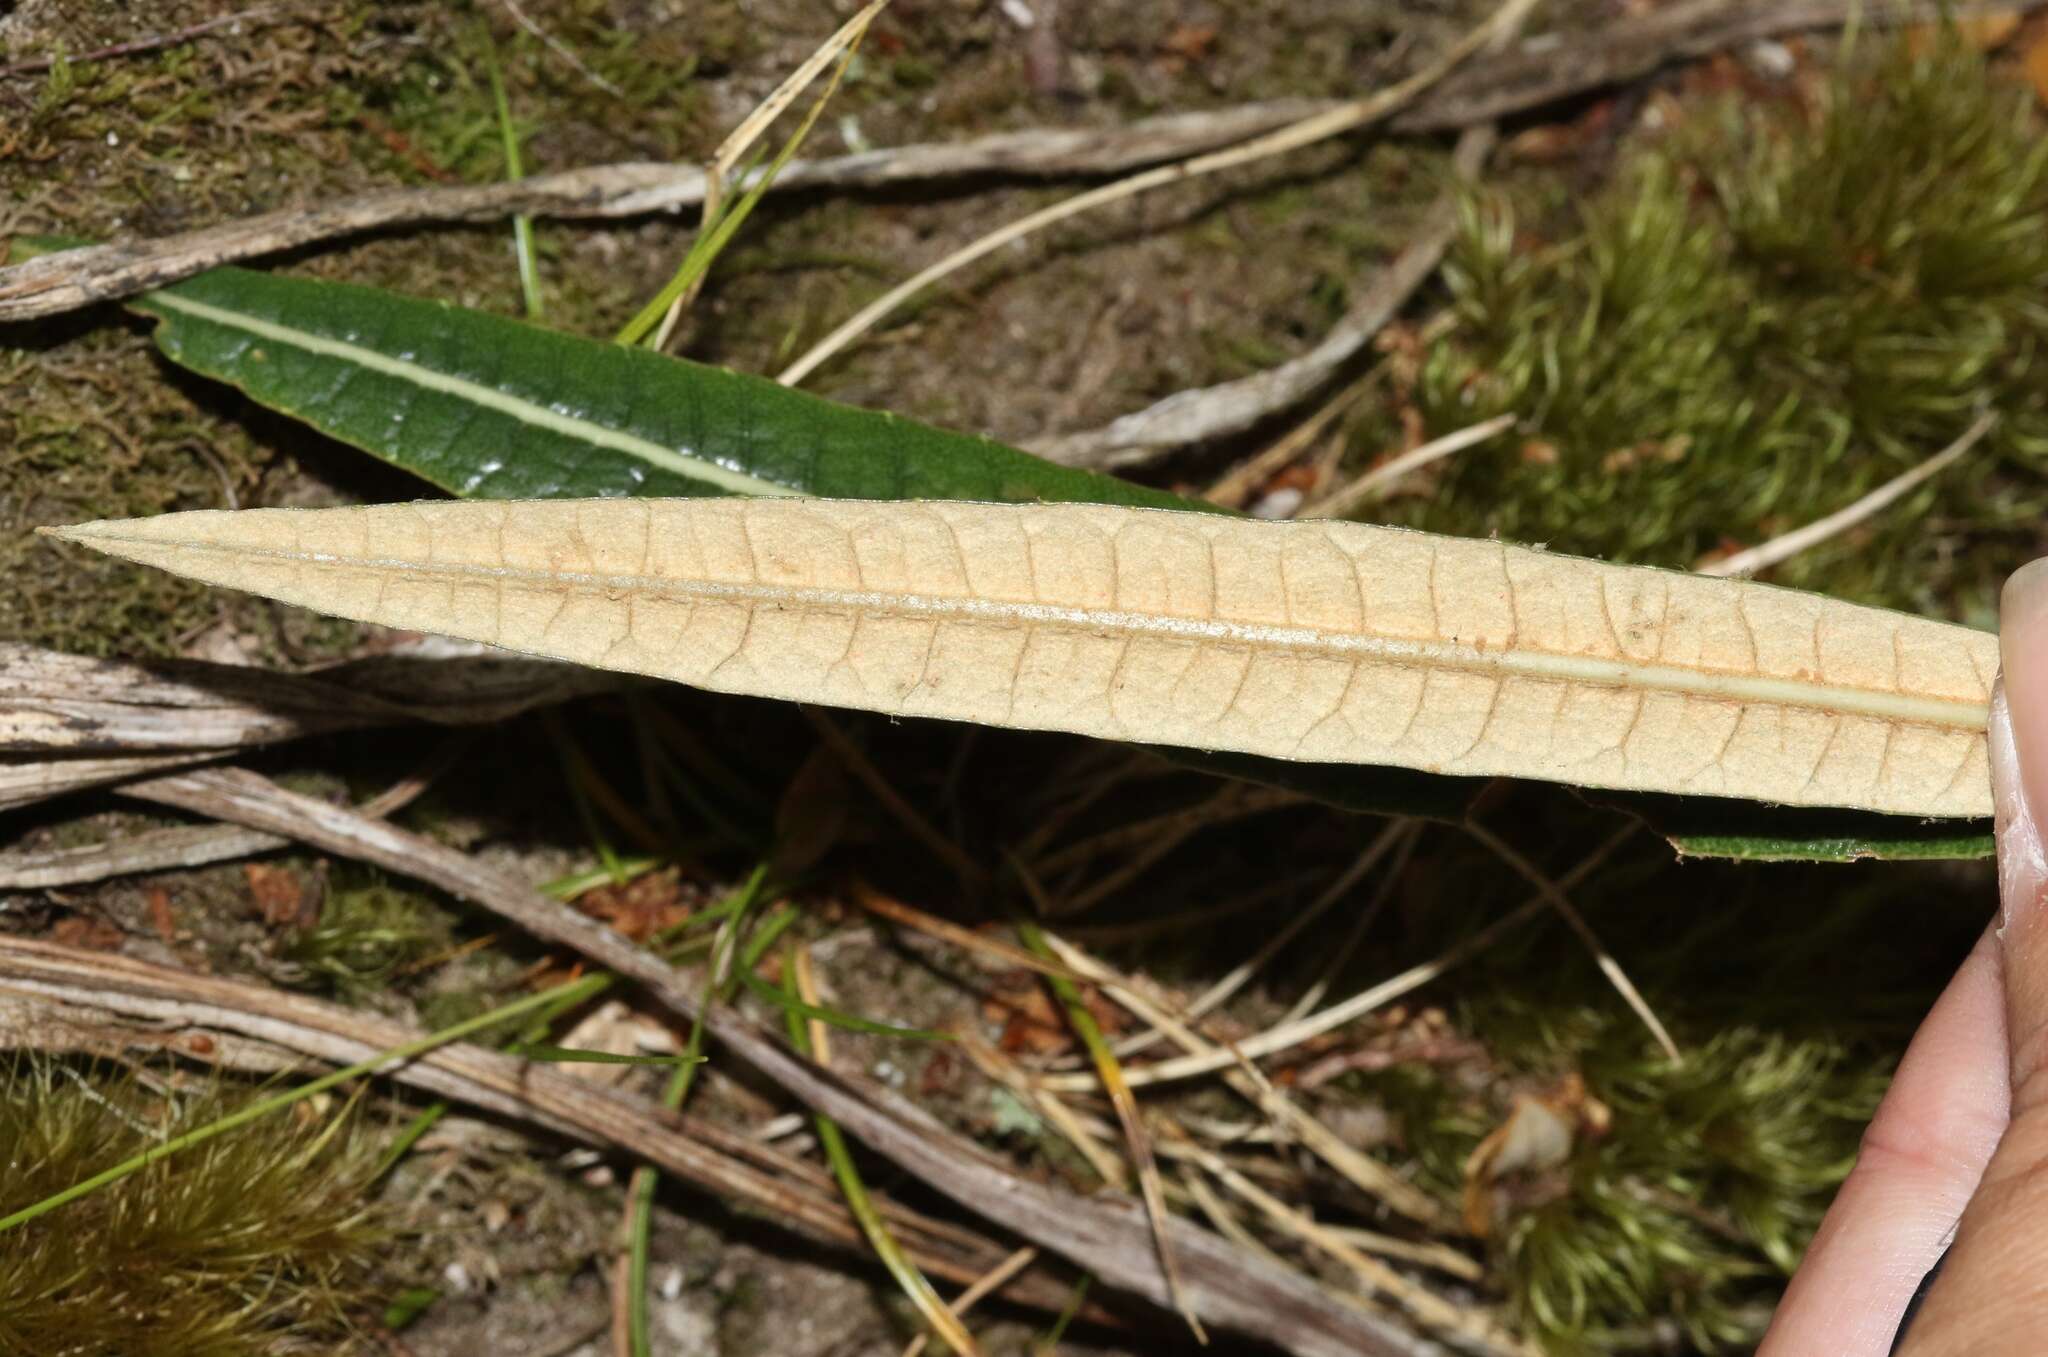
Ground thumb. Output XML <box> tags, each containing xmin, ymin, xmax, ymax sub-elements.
<box><xmin>1898</xmin><ymin>558</ymin><xmax>2048</xmax><ymax>1353</ymax></box>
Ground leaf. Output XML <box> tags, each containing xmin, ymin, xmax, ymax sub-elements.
<box><xmin>48</xmin><ymin>498</ymin><xmax>2000</xmax><ymax>817</ymax></box>
<box><xmin>1594</xmin><ymin>790</ymin><xmax>1994</xmax><ymax>862</ymax></box>
<box><xmin>124</xmin><ymin>268</ymin><xmax>1208</xmax><ymax>512</ymax></box>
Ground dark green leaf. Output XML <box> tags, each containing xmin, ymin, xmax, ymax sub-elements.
<box><xmin>127</xmin><ymin>268</ymin><xmax>1211</xmax><ymax>511</ymax></box>
<box><xmin>1593</xmin><ymin>791</ymin><xmax>1993</xmax><ymax>863</ymax></box>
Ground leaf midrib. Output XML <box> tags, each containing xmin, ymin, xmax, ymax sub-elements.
<box><xmin>147</xmin><ymin>290</ymin><xmax>802</xmax><ymax>500</ymax></box>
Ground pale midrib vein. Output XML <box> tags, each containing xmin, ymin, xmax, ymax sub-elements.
<box><xmin>158</xmin><ymin>539</ymin><xmax>1995</xmax><ymax>733</ymax></box>
<box><xmin>147</xmin><ymin>292</ymin><xmax>800</xmax><ymax>500</ymax></box>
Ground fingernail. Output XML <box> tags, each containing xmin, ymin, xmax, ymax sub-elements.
<box><xmin>1995</xmin><ymin>558</ymin><xmax>2048</xmax><ymax>935</ymax></box>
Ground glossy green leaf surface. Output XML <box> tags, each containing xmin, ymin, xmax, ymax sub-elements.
<box><xmin>129</xmin><ymin>268</ymin><xmax>1209</xmax><ymax>512</ymax></box>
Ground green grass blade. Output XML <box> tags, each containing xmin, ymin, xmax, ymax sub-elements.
<box><xmin>483</xmin><ymin>36</ymin><xmax>542</xmax><ymax>320</ymax></box>
<box><xmin>783</xmin><ymin>950</ymin><xmax>980</xmax><ymax>1357</ymax></box>
<box><xmin>741</xmin><ymin>970</ymin><xmax>950</xmax><ymax>1040</ymax></box>
<box><xmin>0</xmin><ymin>978</ymin><xmax>587</xmax><ymax>1237</ymax></box>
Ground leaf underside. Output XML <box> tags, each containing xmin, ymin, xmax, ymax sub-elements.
<box><xmin>50</xmin><ymin>498</ymin><xmax>2000</xmax><ymax>822</ymax></box>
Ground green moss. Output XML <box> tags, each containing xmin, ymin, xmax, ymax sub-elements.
<box><xmin>0</xmin><ymin>1059</ymin><xmax>384</xmax><ymax>1356</ymax></box>
<box><xmin>1379</xmin><ymin>35</ymin><xmax>2048</xmax><ymax>619</ymax></box>
<box><xmin>286</xmin><ymin>875</ymin><xmax>457</xmax><ymax>1002</ymax></box>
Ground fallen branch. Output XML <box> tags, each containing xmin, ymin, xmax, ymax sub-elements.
<box><xmin>0</xmin><ymin>0</ymin><xmax>2015</xmax><ymax>323</ymax></box>
<box><xmin>119</xmin><ymin>764</ymin><xmax>1444</xmax><ymax>1357</ymax></box>
<box><xmin>0</xmin><ymin>936</ymin><xmax>1074</xmax><ymax>1314</ymax></box>
<box><xmin>0</xmin><ymin>640</ymin><xmax>603</xmax><ymax>811</ymax></box>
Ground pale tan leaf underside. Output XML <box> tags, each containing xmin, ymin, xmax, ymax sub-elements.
<box><xmin>49</xmin><ymin>499</ymin><xmax>2000</xmax><ymax>817</ymax></box>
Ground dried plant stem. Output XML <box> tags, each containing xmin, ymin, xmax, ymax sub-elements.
<box><xmin>0</xmin><ymin>938</ymin><xmax>1065</xmax><ymax>1309</ymax></box>
<box><xmin>1302</xmin><ymin>413</ymin><xmax>1518</xmax><ymax>519</ymax></box>
<box><xmin>1041</xmin><ymin>128</ymin><xmax>1495</xmax><ymax>472</ymax></box>
<box><xmin>0</xmin><ymin>1</ymin><xmax>2021</xmax><ymax>321</ymax></box>
<box><xmin>1032</xmin><ymin>931</ymin><xmax>1449</xmax><ymax>1229</ymax></box>
<box><xmin>1014</xmin><ymin>914</ymin><xmax>1205</xmax><ymax>1343</ymax></box>
<box><xmin>1075</xmin><ymin>825</ymin><xmax>1640</xmax><ymax>1088</ymax></box>
<box><xmin>1465</xmin><ymin>822</ymin><xmax>1682</xmax><ymax>1063</ymax></box>
<box><xmin>107</xmin><ymin>766</ymin><xmax>1418</xmax><ymax>1355</ymax></box>
<box><xmin>1697</xmin><ymin>410</ymin><xmax>1996</xmax><ymax>578</ymax></box>
<box><xmin>775</xmin><ymin>0</ymin><xmax>1538</xmax><ymax>386</ymax></box>
<box><xmin>0</xmin><ymin>979</ymin><xmax>574</xmax><ymax>1236</ymax></box>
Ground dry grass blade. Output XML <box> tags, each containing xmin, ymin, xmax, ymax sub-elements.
<box><xmin>1162</xmin><ymin>1125</ymin><xmax>1535</xmax><ymax>1356</ymax></box>
<box><xmin>1012</xmin><ymin>907</ymin><xmax>1205</xmax><ymax>1343</ymax></box>
<box><xmin>1140</xmin><ymin>818</ymin><xmax>1410</xmax><ymax>1042</ymax></box>
<box><xmin>774</xmin><ymin>0</ymin><xmax>1540</xmax><ymax>385</ymax></box>
<box><xmin>1284</xmin><ymin>824</ymin><xmax>1422</xmax><ymax>1023</ymax></box>
<box><xmin>1465</xmin><ymin>822</ymin><xmax>1682</xmax><ymax>1063</ymax></box>
<box><xmin>1204</xmin><ymin>371</ymin><xmax>1383</xmax><ymax>508</ymax></box>
<box><xmin>959</xmin><ymin>1035</ymin><xmax>1130</xmax><ymax>1187</ymax></box>
<box><xmin>713</xmin><ymin>3</ymin><xmax>887</xmax><ymax>187</ymax></box>
<box><xmin>902</xmin><ymin>1248</ymin><xmax>1040</xmax><ymax>1357</ymax></box>
<box><xmin>1697</xmin><ymin>411</ymin><xmax>1996</xmax><ymax>578</ymax></box>
<box><xmin>1061</xmin><ymin>825</ymin><xmax>1640</xmax><ymax>1088</ymax></box>
<box><xmin>1302</xmin><ymin>413</ymin><xmax>1518</xmax><ymax>519</ymax></box>
<box><xmin>848</xmin><ymin>882</ymin><xmax>1087</xmax><ymax>983</ymax></box>
<box><xmin>48</xmin><ymin>498</ymin><xmax>2003</xmax><ymax>816</ymax></box>
<box><xmin>641</xmin><ymin>1</ymin><xmax>885</xmax><ymax>349</ymax></box>
<box><xmin>1031</xmin><ymin>931</ymin><xmax>1448</xmax><ymax>1228</ymax></box>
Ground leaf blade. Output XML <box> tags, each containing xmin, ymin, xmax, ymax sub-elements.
<box><xmin>47</xmin><ymin>498</ymin><xmax>2000</xmax><ymax>817</ymax></box>
<box><xmin>129</xmin><ymin>269</ymin><xmax>1210</xmax><ymax>512</ymax></box>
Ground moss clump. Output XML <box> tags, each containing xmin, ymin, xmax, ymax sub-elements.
<box><xmin>0</xmin><ymin>1059</ymin><xmax>384</xmax><ymax>1356</ymax></box>
<box><xmin>285</xmin><ymin>874</ymin><xmax>456</xmax><ymax>1001</ymax></box>
<box><xmin>1382</xmin><ymin>35</ymin><xmax>2048</xmax><ymax>620</ymax></box>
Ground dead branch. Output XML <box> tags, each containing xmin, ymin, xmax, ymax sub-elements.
<box><xmin>0</xmin><ymin>640</ymin><xmax>605</xmax><ymax>811</ymax></box>
<box><xmin>0</xmin><ymin>822</ymin><xmax>284</xmax><ymax>890</ymax></box>
<box><xmin>121</xmin><ymin>764</ymin><xmax>1446</xmax><ymax>1357</ymax></box>
<box><xmin>0</xmin><ymin>936</ymin><xmax>1078</xmax><ymax>1313</ymax></box>
<box><xmin>0</xmin><ymin>0</ymin><xmax>2018</xmax><ymax>324</ymax></box>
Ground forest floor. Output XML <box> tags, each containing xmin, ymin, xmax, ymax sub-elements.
<box><xmin>3</xmin><ymin>2</ymin><xmax>2046</xmax><ymax>1355</ymax></box>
